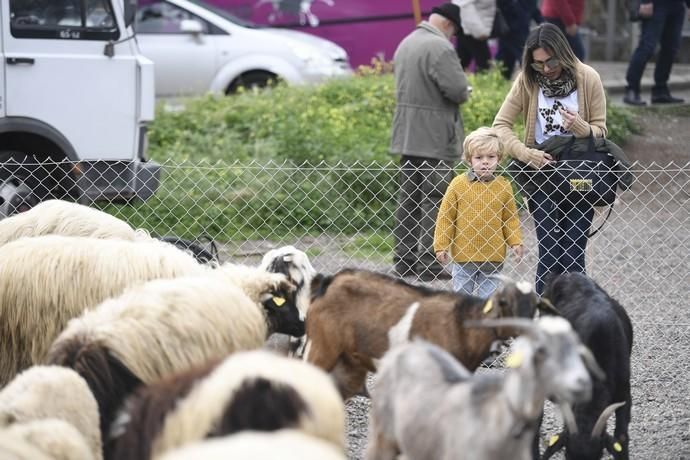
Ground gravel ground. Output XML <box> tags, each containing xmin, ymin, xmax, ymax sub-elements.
<box><xmin>229</xmin><ymin>109</ymin><xmax>690</xmax><ymax>459</ymax></box>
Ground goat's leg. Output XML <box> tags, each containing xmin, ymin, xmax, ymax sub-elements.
<box><xmin>613</xmin><ymin>384</ymin><xmax>632</xmax><ymax>460</ymax></box>
<box><xmin>365</xmin><ymin>417</ymin><xmax>400</xmax><ymax>460</ymax></box>
<box><xmin>331</xmin><ymin>355</ymin><xmax>370</xmax><ymax>400</ymax></box>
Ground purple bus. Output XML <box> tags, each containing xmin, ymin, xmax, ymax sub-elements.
<box><xmin>203</xmin><ymin>0</ymin><xmax>441</xmax><ymax>68</ymax></box>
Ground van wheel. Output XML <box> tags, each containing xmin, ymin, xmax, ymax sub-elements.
<box><xmin>0</xmin><ymin>151</ymin><xmax>70</xmax><ymax>203</ymax></box>
<box><xmin>226</xmin><ymin>71</ymin><xmax>277</xmax><ymax>94</ymax></box>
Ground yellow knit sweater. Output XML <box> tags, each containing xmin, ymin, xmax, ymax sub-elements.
<box><xmin>433</xmin><ymin>174</ymin><xmax>522</xmax><ymax>263</ymax></box>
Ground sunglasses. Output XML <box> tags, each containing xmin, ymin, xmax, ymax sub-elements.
<box><xmin>531</xmin><ymin>57</ymin><xmax>560</xmax><ymax>71</ymax></box>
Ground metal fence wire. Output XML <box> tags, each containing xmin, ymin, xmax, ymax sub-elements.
<box><xmin>2</xmin><ymin>158</ymin><xmax>688</xmax><ymax>456</ymax></box>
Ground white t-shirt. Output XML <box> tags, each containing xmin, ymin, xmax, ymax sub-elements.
<box><xmin>535</xmin><ymin>89</ymin><xmax>579</xmax><ymax>144</ymax></box>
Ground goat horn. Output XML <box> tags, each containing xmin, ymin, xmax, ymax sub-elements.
<box><xmin>464</xmin><ymin>318</ymin><xmax>540</xmax><ymax>339</ymax></box>
<box><xmin>578</xmin><ymin>345</ymin><xmax>606</xmax><ymax>381</ymax></box>
<box><xmin>591</xmin><ymin>401</ymin><xmax>626</xmax><ymax>438</ymax></box>
<box><xmin>537</xmin><ymin>297</ymin><xmax>561</xmax><ymax>316</ymax></box>
<box><xmin>559</xmin><ymin>402</ymin><xmax>579</xmax><ymax>434</ymax></box>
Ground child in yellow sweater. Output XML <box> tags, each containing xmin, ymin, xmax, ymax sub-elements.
<box><xmin>434</xmin><ymin>127</ymin><xmax>523</xmax><ymax>298</ymax></box>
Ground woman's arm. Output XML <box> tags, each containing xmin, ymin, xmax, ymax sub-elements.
<box><xmin>571</xmin><ymin>67</ymin><xmax>608</xmax><ymax>138</ymax></box>
<box><xmin>492</xmin><ymin>74</ymin><xmax>552</xmax><ymax>166</ymax></box>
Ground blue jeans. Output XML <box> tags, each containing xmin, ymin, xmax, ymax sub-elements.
<box><xmin>626</xmin><ymin>1</ymin><xmax>687</xmax><ymax>93</ymax></box>
<box><xmin>527</xmin><ymin>190</ymin><xmax>594</xmax><ymax>294</ymax></box>
<box><xmin>543</xmin><ymin>17</ymin><xmax>586</xmax><ymax>61</ymax></box>
<box><xmin>452</xmin><ymin>263</ymin><xmax>501</xmax><ymax>299</ymax></box>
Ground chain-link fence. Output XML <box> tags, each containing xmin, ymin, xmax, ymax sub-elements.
<box><xmin>2</xmin><ymin>158</ymin><xmax>688</xmax><ymax>457</ymax></box>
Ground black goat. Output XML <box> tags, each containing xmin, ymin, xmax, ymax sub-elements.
<box><xmin>540</xmin><ymin>272</ymin><xmax>633</xmax><ymax>460</ymax></box>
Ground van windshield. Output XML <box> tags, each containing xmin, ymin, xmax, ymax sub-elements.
<box><xmin>186</xmin><ymin>0</ymin><xmax>261</xmax><ymax>28</ymax></box>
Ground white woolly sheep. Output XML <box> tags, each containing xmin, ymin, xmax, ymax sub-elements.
<box><xmin>0</xmin><ymin>418</ymin><xmax>95</xmax><ymax>460</ymax></box>
<box><xmin>366</xmin><ymin>317</ymin><xmax>602</xmax><ymax>460</ymax></box>
<box><xmin>0</xmin><ymin>365</ymin><xmax>102</xmax><ymax>460</ymax></box>
<box><xmin>108</xmin><ymin>350</ymin><xmax>345</xmax><ymax>460</ymax></box>
<box><xmin>158</xmin><ymin>429</ymin><xmax>346</xmax><ymax>460</ymax></box>
<box><xmin>0</xmin><ymin>199</ymin><xmax>140</xmax><ymax>246</ymax></box>
<box><xmin>0</xmin><ymin>234</ymin><xmax>209</xmax><ymax>386</ymax></box>
<box><xmin>46</xmin><ymin>264</ymin><xmax>300</xmax><ymax>449</ymax></box>
<box><xmin>304</xmin><ymin>268</ymin><xmax>557</xmax><ymax>399</ymax></box>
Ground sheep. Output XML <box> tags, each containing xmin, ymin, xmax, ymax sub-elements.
<box><xmin>260</xmin><ymin>245</ymin><xmax>317</xmax><ymax>356</ymax></box>
<box><xmin>0</xmin><ymin>234</ymin><xmax>210</xmax><ymax>386</ymax></box>
<box><xmin>0</xmin><ymin>365</ymin><xmax>102</xmax><ymax>460</ymax></box>
<box><xmin>107</xmin><ymin>350</ymin><xmax>345</xmax><ymax>460</ymax></box>
<box><xmin>539</xmin><ymin>272</ymin><xmax>634</xmax><ymax>460</ymax></box>
<box><xmin>0</xmin><ymin>198</ymin><xmax>217</xmax><ymax>265</ymax></box>
<box><xmin>303</xmin><ymin>268</ymin><xmax>559</xmax><ymax>399</ymax></box>
<box><xmin>0</xmin><ymin>419</ymin><xmax>95</xmax><ymax>460</ymax></box>
<box><xmin>0</xmin><ymin>199</ymin><xmax>140</xmax><ymax>245</ymax></box>
<box><xmin>158</xmin><ymin>430</ymin><xmax>346</xmax><ymax>460</ymax></box>
<box><xmin>366</xmin><ymin>317</ymin><xmax>602</xmax><ymax>460</ymax></box>
<box><xmin>46</xmin><ymin>265</ymin><xmax>301</xmax><ymax>450</ymax></box>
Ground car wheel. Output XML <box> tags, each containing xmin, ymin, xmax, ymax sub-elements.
<box><xmin>226</xmin><ymin>71</ymin><xmax>277</xmax><ymax>94</ymax></box>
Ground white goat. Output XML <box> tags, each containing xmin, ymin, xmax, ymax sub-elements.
<box><xmin>367</xmin><ymin>317</ymin><xmax>604</xmax><ymax>460</ymax></box>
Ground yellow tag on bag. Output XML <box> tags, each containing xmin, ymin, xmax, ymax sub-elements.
<box><xmin>570</xmin><ymin>178</ymin><xmax>592</xmax><ymax>192</ymax></box>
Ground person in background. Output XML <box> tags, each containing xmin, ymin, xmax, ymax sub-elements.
<box><xmin>453</xmin><ymin>0</ymin><xmax>496</xmax><ymax>72</ymax></box>
<box><xmin>623</xmin><ymin>0</ymin><xmax>690</xmax><ymax>105</ymax></box>
<box><xmin>496</xmin><ymin>0</ymin><xmax>543</xmax><ymax>79</ymax></box>
<box><xmin>540</xmin><ymin>0</ymin><xmax>586</xmax><ymax>60</ymax></box>
<box><xmin>434</xmin><ymin>127</ymin><xmax>523</xmax><ymax>298</ymax></box>
<box><xmin>390</xmin><ymin>2</ymin><xmax>470</xmax><ymax>281</ymax></box>
<box><xmin>492</xmin><ymin>23</ymin><xmax>607</xmax><ymax>294</ymax></box>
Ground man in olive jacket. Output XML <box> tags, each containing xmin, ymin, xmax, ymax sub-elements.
<box><xmin>391</xmin><ymin>2</ymin><xmax>470</xmax><ymax>281</ymax></box>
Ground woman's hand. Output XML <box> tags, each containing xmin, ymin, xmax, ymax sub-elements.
<box><xmin>559</xmin><ymin>107</ymin><xmax>578</xmax><ymax>131</ymax></box>
<box><xmin>525</xmin><ymin>148</ymin><xmax>554</xmax><ymax>169</ymax></box>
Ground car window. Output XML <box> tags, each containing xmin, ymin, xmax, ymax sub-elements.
<box><xmin>136</xmin><ymin>0</ymin><xmax>210</xmax><ymax>34</ymax></box>
<box><xmin>9</xmin><ymin>0</ymin><xmax>119</xmax><ymax>40</ymax></box>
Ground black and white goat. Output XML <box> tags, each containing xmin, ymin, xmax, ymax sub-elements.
<box><xmin>366</xmin><ymin>317</ymin><xmax>603</xmax><ymax>460</ymax></box>
<box><xmin>539</xmin><ymin>272</ymin><xmax>633</xmax><ymax>460</ymax></box>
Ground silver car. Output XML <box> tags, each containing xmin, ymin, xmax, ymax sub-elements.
<box><xmin>136</xmin><ymin>0</ymin><xmax>352</xmax><ymax>97</ymax></box>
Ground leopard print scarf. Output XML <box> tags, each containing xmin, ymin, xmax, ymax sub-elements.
<box><xmin>535</xmin><ymin>68</ymin><xmax>577</xmax><ymax>98</ymax></box>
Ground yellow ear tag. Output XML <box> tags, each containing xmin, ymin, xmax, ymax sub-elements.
<box><xmin>548</xmin><ymin>435</ymin><xmax>560</xmax><ymax>447</ymax></box>
<box><xmin>505</xmin><ymin>351</ymin><xmax>523</xmax><ymax>368</ymax></box>
<box><xmin>482</xmin><ymin>299</ymin><xmax>493</xmax><ymax>314</ymax></box>
<box><xmin>272</xmin><ymin>296</ymin><xmax>286</xmax><ymax>307</ymax></box>
<box><xmin>613</xmin><ymin>442</ymin><xmax>622</xmax><ymax>452</ymax></box>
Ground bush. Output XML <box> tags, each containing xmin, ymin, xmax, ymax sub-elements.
<box><xmin>115</xmin><ymin>68</ymin><xmax>635</xmax><ymax>241</ymax></box>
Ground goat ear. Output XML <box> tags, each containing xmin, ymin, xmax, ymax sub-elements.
<box><xmin>541</xmin><ymin>431</ymin><xmax>567</xmax><ymax>459</ymax></box>
<box><xmin>537</xmin><ymin>297</ymin><xmax>561</xmax><ymax>316</ymax></box>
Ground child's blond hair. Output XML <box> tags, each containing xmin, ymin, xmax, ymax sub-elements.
<box><xmin>462</xmin><ymin>127</ymin><xmax>504</xmax><ymax>163</ymax></box>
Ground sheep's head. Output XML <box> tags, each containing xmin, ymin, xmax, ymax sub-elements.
<box><xmin>260</xmin><ymin>246</ymin><xmax>316</xmax><ymax>321</ymax></box>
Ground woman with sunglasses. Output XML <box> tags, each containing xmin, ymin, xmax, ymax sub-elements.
<box><xmin>492</xmin><ymin>22</ymin><xmax>607</xmax><ymax>294</ymax></box>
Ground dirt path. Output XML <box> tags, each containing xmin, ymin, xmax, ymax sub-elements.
<box><xmin>623</xmin><ymin>105</ymin><xmax>690</xmax><ymax>165</ymax></box>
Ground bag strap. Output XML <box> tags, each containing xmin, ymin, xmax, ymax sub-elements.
<box><xmin>588</xmin><ymin>203</ymin><xmax>613</xmax><ymax>237</ymax></box>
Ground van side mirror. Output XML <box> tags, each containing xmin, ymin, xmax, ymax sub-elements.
<box><xmin>124</xmin><ymin>0</ymin><xmax>137</xmax><ymax>28</ymax></box>
<box><xmin>180</xmin><ymin>19</ymin><xmax>204</xmax><ymax>35</ymax></box>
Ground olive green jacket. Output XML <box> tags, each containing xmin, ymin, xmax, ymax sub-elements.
<box><xmin>390</xmin><ymin>22</ymin><xmax>470</xmax><ymax>162</ymax></box>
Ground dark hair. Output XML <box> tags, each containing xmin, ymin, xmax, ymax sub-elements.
<box><xmin>521</xmin><ymin>23</ymin><xmax>579</xmax><ymax>88</ymax></box>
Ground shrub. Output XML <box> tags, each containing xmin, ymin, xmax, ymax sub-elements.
<box><xmin>114</xmin><ymin>68</ymin><xmax>635</xmax><ymax>242</ymax></box>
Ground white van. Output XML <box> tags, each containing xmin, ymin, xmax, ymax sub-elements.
<box><xmin>135</xmin><ymin>0</ymin><xmax>352</xmax><ymax>97</ymax></box>
<box><xmin>0</xmin><ymin>0</ymin><xmax>160</xmax><ymax>215</ymax></box>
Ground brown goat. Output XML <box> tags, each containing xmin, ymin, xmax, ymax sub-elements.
<box><xmin>303</xmin><ymin>269</ymin><xmax>555</xmax><ymax>400</ymax></box>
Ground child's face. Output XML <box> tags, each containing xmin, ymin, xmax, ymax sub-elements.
<box><xmin>470</xmin><ymin>150</ymin><xmax>499</xmax><ymax>179</ymax></box>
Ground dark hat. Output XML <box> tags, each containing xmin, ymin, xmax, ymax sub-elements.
<box><xmin>431</xmin><ymin>3</ymin><xmax>461</xmax><ymax>32</ymax></box>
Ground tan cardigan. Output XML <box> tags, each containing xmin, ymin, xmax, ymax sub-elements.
<box><xmin>492</xmin><ymin>62</ymin><xmax>607</xmax><ymax>165</ymax></box>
